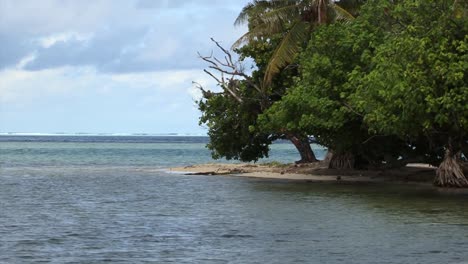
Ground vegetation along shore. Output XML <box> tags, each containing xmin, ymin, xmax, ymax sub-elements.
<box><xmin>194</xmin><ymin>0</ymin><xmax>468</xmax><ymax>187</ymax></box>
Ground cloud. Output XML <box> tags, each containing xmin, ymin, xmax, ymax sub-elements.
<box><xmin>0</xmin><ymin>33</ymin><xmax>35</xmax><ymax>69</ymax></box>
<box><xmin>0</xmin><ymin>0</ymin><xmax>250</xmax><ymax>133</ymax></box>
<box><xmin>135</xmin><ymin>0</ymin><xmax>238</xmax><ymax>9</ymax></box>
<box><xmin>0</xmin><ymin>0</ymin><xmax>248</xmax><ymax>73</ymax></box>
<box><xmin>39</xmin><ymin>32</ymin><xmax>93</xmax><ymax>48</ymax></box>
<box><xmin>15</xmin><ymin>53</ymin><xmax>37</xmax><ymax>69</ymax></box>
<box><xmin>0</xmin><ymin>0</ymin><xmax>114</xmax><ymax>35</ymax></box>
<box><xmin>0</xmin><ymin>65</ymin><xmax>217</xmax><ymax>133</ymax></box>
<box><xmin>0</xmin><ymin>65</ymin><xmax>213</xmax><ymax>103</ymax></box>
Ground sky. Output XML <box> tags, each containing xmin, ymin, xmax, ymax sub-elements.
<box><xmin>0</xmin><ymin>0</ymin><xmax>250</xmax><ymax>135</ymax></box>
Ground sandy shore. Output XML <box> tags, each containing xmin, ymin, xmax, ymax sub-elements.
<box><xmin>168</xmin><ymin>162</ymin><xmax>437</xmax><ymax>184</ymax></box>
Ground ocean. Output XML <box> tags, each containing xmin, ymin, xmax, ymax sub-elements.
<box><xmin>1</xmin><ymin>135</ymin><xmax>467</xmax><ymax>263</ymax></box>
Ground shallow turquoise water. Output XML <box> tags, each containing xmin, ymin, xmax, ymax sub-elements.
<box><xmin>1</xmin><ymin>136</ymin><xmax>467</xmax><ymax>263</ymax></box>
<box><xmin>0</xmin><ymin>136</ymin><xmax>325</xmax><ymax>168</ymax></box>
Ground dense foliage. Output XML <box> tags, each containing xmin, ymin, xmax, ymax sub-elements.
<box><xmin>197</xmin><ymin>35</ymin><xmax>299</xmax><ymax>162</ymax></box>
<box><xmin>233</xmin><ymin>0</ymin><xmax>362</xmax><ymax>84</ymax></box>
<box><xmin>197</xmin><ymin>0</ymin><xmax>468</xmax><ymax>186</ymax></box>
<box><xmin>351</xmin><ymin>0</ymin><xmax>468</xmax><ymax>186</ymax></box>
<box><xmin>198</xmin><ymin>81</ymin><xmax>272</xmax><ymax>162</ymax></box>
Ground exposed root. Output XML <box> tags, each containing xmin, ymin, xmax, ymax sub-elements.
<box><xmin>434</xmin><ymin>150</ymin><xmax>468</xmax><ymax>188</ymax></box>
<box><xmin>322</xmin><ymin>150</ymin><xmax>334</xmax><ymax>168</ymax></box>
<box><xmin>329</xmin><ymin>152</ymin><xmax>355</xmax><ymax>169</ymax></box>
<box><xmin>295</xmin><ymin>158</ymin><xmax>319</xmax><ymax>164</ymax></box>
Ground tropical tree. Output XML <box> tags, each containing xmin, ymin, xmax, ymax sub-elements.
<box><xmin>350</xmin><ymin>0</ymin><xmax>468</xmax><ymax>186</ymax></box>
<box><xmin>233</xmin><ymin>0</ymin><xmax>362</xmax><ymax>85</ymax></box>
<box><xmin>257</xmin><ymin>1</ymin><xmax>398</xmax><ymax>169</ymax></box>
<box><xmin>197</xmin><ymin>81</ymin><xmax>273</xmax><ymax>162</ymax></box>
<box><xmin>197</xmin><ymin>38</ymin><xmax>318</xmax><ymax>163</ymax></box>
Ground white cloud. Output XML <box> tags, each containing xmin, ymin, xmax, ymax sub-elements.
<box><xmin>0</xmin><ymin>0</ymin><xmax>114</xmax><ymax>35</ymax></box>
<box><xmin>0</xmin><ymin>64</ymin><xmax>216</xmax><ymax>133</ymax></box>
<box><xmin>39</xmin><ymin>32</ymin><xmax>94</xmax><ymax>48</ymax></box>
<box><xmin>0</xmin><ymin>66</ymin><xmax>91</xmax><ymax>105</ymax></box>
<box><xmin>0</xmin><ymin>65</ymin><xmax>215</xmax><ymax>106</ymax></box>
<box><xmin>1</xmin><ymin>0</ymin><xmax>249</xmax><ymax>72</ymax></box>
<box><xmin>15</xmin><ymin>52</ymin><xmax>37</xmax><ymax>69</ymax></box>
<box><xmin>0</xmin><ymin>0</ymin><xmax>249</xmax><ymax>133</ymax></box>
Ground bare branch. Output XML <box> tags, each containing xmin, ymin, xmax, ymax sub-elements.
<box><xmin>203</xmin><ymin>69</ymin><xmax>222</xmax><ymax>84</ymax></box>
<box><xmin>210</xmin><ymin>37</ymin><xmax>233</xmax><ymax>64</ymax></box>
<box><xmin>203</xmin><ymin>70</ymin><xmax>243</xmax><ymax>103</ymax></box>
<box><xmin>197</xmin><ymin>38</ymin><xmax>264</xmax><ymax>101</ymax></box>
<box><xmin>197</xmin><ymin>51</ymin><xmax>218</xmax><ymax>68</ymax></box>
<box><xmin>214</xmin><ymin>57</ymin><xmax>232</xmax><ymax>68</ymax></box>
<box><xmin>192</xmin><ymin>81</ymin><xmax>207</xmax><ymax>96</ymax></box>
<box><xmin>192</xmin><ymin>81</ymin><xmax>222</xmax><ymax>99</ymax></box>
<box><xmin>223</xmin><ymin>84</ymin><xmax>244</xmax><ymax>103</ymax></box>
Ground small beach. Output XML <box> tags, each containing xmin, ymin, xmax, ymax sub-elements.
<box><xmin>170</xmin><ymin>162</ymin><xmax>438</xmax><ymax>184</ymax></box>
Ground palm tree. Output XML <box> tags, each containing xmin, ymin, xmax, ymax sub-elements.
<box><xmin>233</xmin><ymin>0</ymin><xmax>361</xmax><ymax>85</ymax></box>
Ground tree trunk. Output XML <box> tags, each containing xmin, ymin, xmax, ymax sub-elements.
<box><xmin>434</xmin><ymin>149</ymin><xmax>468</xmax><ymax>187</ymax></box>
<box><xmin>288</xmin><ymin>135</ymin><xmax>318</xmax><ymax>163</ymax></box>
<box><xmin>317</xmin><ymin>0</ymin><xmax>328</xmax><ymax>24</ymax></box>
<box><xmin>322</xmin><ymin>149</ymin><xmax>334</xmax><ymax>168</ymax></box>
<box><xmin>329</xmin><ymin>151</ymin><xmax>355</xmax><ymax>169</ymax></box>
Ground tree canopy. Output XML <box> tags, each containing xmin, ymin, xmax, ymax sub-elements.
<box><xmin>233</xmin><ymin>0</ymin><xmax>362</xmax><ymax>85</ymax></box>
<box><xmin>197</xmin><ymin>0</ymin><xmax>468</xmax><ymax>187</ymax></box>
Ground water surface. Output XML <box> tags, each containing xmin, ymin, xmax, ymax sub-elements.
<box><xmin>1</xmin><ymin>136</ymin><xmax>467</xmax><ymax>263</ymax></box>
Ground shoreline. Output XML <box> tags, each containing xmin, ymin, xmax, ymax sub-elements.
<box><xmin>168</xmin><ymin>162</ymin><xmax>439</xmax><ymax>185</ymax></box>
<box><xmin>168</xmin><ymin>163</ymin><xmax>468</xmax><ymax>194</ymax></box>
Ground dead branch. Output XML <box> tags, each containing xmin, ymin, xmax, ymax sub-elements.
<box><xmin>192</xmin><ymin>81</ymin><xmax>222</xmax><ymax>99</ymax></box>
<box><xmin>198</xmin><ymin>38</ymin><xmax>263</xmax><ymax>102</ymax></box>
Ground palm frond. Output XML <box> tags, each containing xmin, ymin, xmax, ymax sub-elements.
<box><xmin>332</xmin><ymin>3</ymin><xmax>356</xmax><ymax>21</ymax></box>
<box><xmin>233</xmin><ymin>0</ymin><xmax>359</xmax><ymax>84</ymax></box>
<box><xmin>259</xmin><ymin>3</ymin><xmax>302</xmax><ymax>24</ymax></box>
<box><xmin>234</xmin><ymin>3</ymin><xmax>255</xmax><ymax>26</ymax></box>
<box><xmin>264</xmin><ymin>21</ymin><xmax>309</xmax><ymax>85</ymax></box>
<box><xmin>233</xmin><ymin>1</ymin><xmax>303</xmax><ymax>49</ymax></box>
<box><xmin>234</xmin><ymin>0</ymin><xmax>272</xmax><ymax>26</ymax></box>
<box><xmin>232</xmin><ymin>31</ymin><xmax>253</xmax><ymax>49</ymax></box>
<box><xmin>232</xmin><ymin>20</ymin><xmax>280</xmax><ymax>49</ymax></box>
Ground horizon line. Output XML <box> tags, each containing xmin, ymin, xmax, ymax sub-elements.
<box><xmin>0</xmin><ymin>132</ymin><xmax>208</xmax><ymax>137</ymax></box>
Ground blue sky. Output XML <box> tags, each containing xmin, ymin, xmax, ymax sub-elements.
<box><xmin>0</xmin><ymin>0</ymin><xmax>250</xmax><ymax>134</ymax></box>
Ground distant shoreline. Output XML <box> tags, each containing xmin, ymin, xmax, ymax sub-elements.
<box><xmin>0</xmin><ymin>133</ymin><xmax>208</xmax><ymax>137</ymax></box>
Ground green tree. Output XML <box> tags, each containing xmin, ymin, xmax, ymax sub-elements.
<box><xmin>197</xmin><ymin>38</ymin><xmax>318</xmax><ymax>162</ymax></box>
<box><xmin>258</xmin><ymin>0</ymin><xmax>454</xmax><ymax>170</ymax></box>
<box><xmin>257</xmin><ymin>1</ymin><xmax>395</xmax><ymax>169</ymax></box>
<box><xmin>233</xmin><ymin>0</ymin><xmax>361</xmax><ymax>85</ymax></box>
<box><xmin>197</xmin><ymin>81</ymin><xmax>272</xmax><ymax>162</ymax></box>
<box><xmin>351</xmin><ymin>0</ymin><xmax>468</xmax><ymax>186</ymax></box>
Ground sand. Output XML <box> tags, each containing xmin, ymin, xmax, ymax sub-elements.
<box><xmin>168</xmin><ymin>162</ymin><xmax>437</xmax><ymax>184</ymax></box>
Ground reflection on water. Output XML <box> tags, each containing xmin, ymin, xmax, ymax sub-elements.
<box><xmin>1</xmin><ymin>170</ymin><xmax>467</xmax><ymax>264</ymax></box>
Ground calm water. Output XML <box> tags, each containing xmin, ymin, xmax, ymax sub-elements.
<box><xmin>1</xmin><ymin>135</ymin><xmax>467</xmax><ymax>263</ymax></box>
